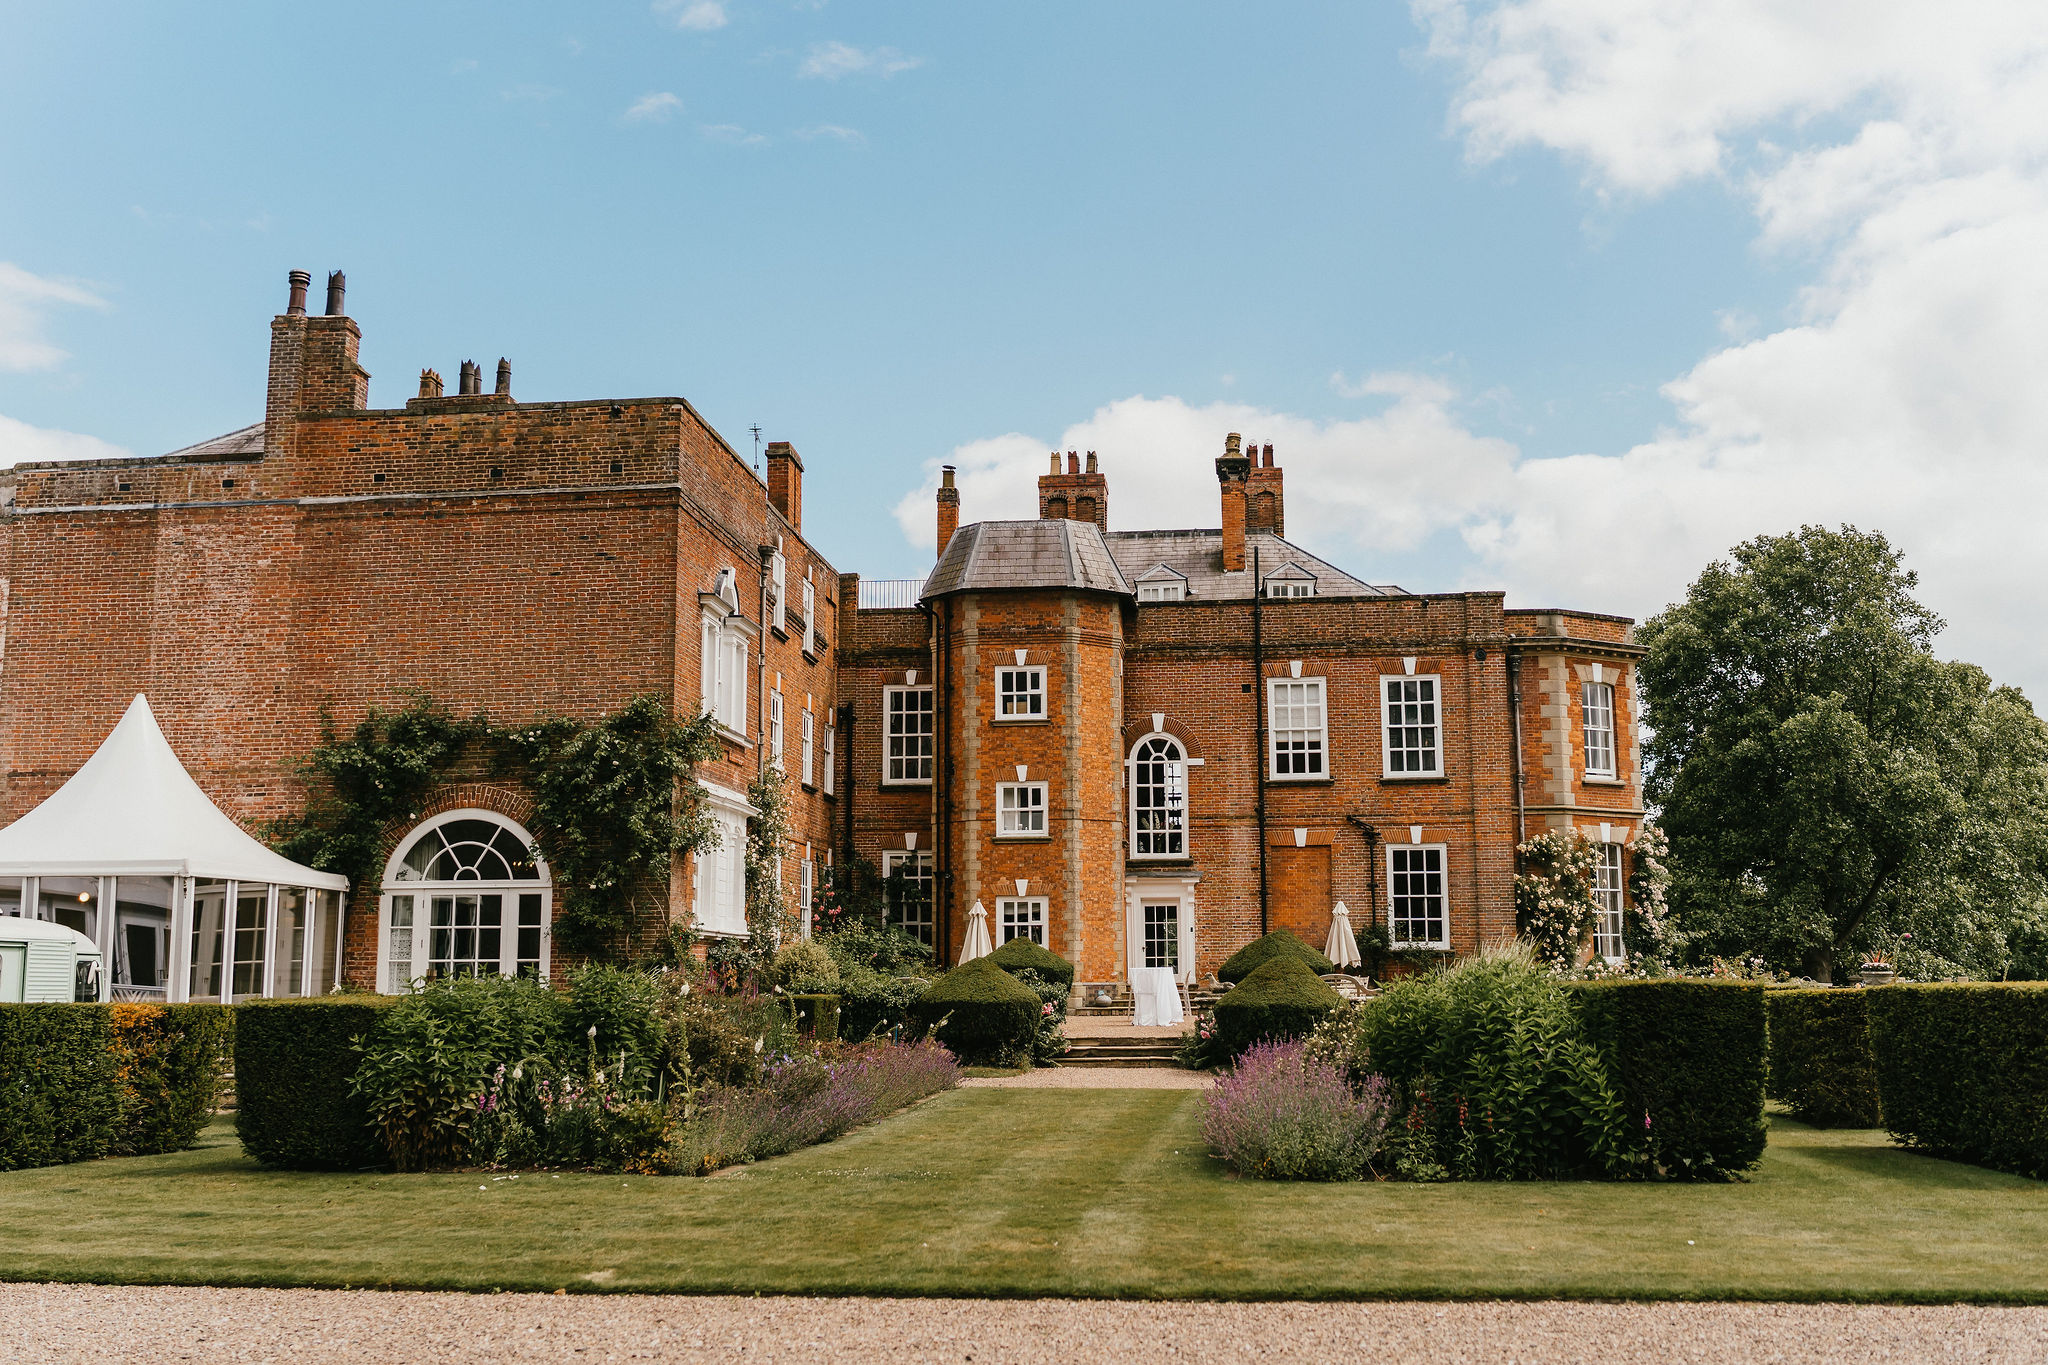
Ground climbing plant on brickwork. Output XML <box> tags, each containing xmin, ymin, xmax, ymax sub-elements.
<box><xmin>272</xmin><ymin>693</ymin><xmax>724</xmax><ymax>959</ymax></box>
<box><xmin>1514</xmin><ymin>827</ymin><xmax>1601</xmax><ymax>968</ymax></box>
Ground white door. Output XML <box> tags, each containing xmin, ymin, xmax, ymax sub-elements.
<box><xmin>0</xmin><ymin>944</ymin><xmax>23</xmax><ymax>1002</ymax></box>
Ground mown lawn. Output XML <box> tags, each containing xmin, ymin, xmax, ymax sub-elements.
<box><xmin>2</xmin><ymin>1090</ymin><xmax>2044</xmax><ymax>1301</ymax></box>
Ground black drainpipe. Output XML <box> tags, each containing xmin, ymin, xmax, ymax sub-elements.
<box><xmin>1252</xmin><ymin>544</ymin><xmax>1269</xmax><ymax>937</ymax></box>
<box><xmin>1507</xmin><ymin>651</ymin><xmax>1527</xmax><ymax>846</ymax></box>
<box><xmin>929</xmin><ymin>599</ymin><xmax>951</xmax><ymax>965</ymax></box>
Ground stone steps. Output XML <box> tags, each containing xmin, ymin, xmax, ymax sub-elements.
<box><xmin>1059</xmin><ymin>1036</ymin><xmax>1187</xmax><ymax>1068</ymax></box>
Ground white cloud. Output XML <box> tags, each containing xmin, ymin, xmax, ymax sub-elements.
<box><xmin>795</xmin><ymin>123</ymin><xmax>866</xmax><ymax>145</ymax></box>
<box><xmin>1396</xmin><ymin>0</ymin><xmax>2048</xmax><ymax>689</ymax></box>
<box><xmin>700</xmin><ymin>123</ymin><xmax>768</xmax><ymax>147</ymax></box>
<box><xmin>891</xmin><ymin>386</ymin><xmax>1518</xmax><ymax>555</ymax></box>
<box><xmin>0</xmin><ymin>413</ymin><xmax>129</xmax><ymax>468</ymax></box>
<box><xmin>624</xmin><ymin>91</ymin><xmax>683</xmax><ymax>123</ymax></box>
<box><xmin>798</xmin><ymin>41</ymin><xmax>921</xmax><ymax>80</ymax></box>
<box><xmin>0</xmin><ymin>262</ymin><xmax>107</xmax><ymax>373</ymax></box>
<box><xmin>654</xmin><ymin>0</ymin><xmax>727</xmax><ymax>32</ymax></box>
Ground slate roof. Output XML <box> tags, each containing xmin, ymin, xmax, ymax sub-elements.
<box><xmin>922</xmin><ymin>520</ymin><xmax>1134</xmax><ymax>600</ymax></box>
<box><xmin>1105</xmin><ymin>529</ymin><xmax>1400</xmax><ymax>599</ymax></box>
<box><xmin>160</xmin><ymin>422</ymin><xmax>265</xmax><ymax>461</ymax></box>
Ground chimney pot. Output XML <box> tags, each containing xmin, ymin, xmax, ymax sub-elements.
<box><xmin>418</xmin><ymin>368</ymin><xmax>444</xmax><ymax>399</ymax></box>
<box><xmin>1049</xmin><ymin>451</ymin><xmax>1061</xmax><ymax>473</ymax></box>
<box><xmin>941</xmin><ymin>465</ymin><xmax>956</xmax><ymax>489</ymax></box>
<box><xmin>324</xmin><ymin>270</ymin><xmax>346</xmax><ymax>316</ymax></box>
<box><xmin>1085</xmin><ymin>451</ymin><xmax>1098</xmax><ymax>473</ymax></box>
<box><xmin>1067</xmin><ymin>451</ymin><xmax>1080</xmax><ymax>474</ymax></box>
<box><xmin>935</xmin><ymin>462</ymin><xmax>962</xmax><ymax>556</ymax></box>
<box><xmin>1225</xmin><ymin>432</ymin><xmax>1242</xmax><ymax>457</ymax></box>
<box><xmin>286</xmin><ymin>270</ymin><xmax>311</xmax><ymax>316</ymax></box>
<box><xmin>495</xmin><ymin>358</ymin><xmax>511</xmax><ymax>397</ymax></box>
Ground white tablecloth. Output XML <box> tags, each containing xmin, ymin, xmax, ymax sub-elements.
<box><xmin>1129</xmin><ymin>966</ymin><xmax>1184</xmax><ymax>1027</ymax></box>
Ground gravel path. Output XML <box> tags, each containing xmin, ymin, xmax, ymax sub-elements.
<box><xmin>6</xmin><ymin>1284</ymin><xmax>2047</xmax><ymax>1363</ymax></box>
<box><xmin>960</xmin><ymin>1066</ymin><xmax>1210</xmax><ymax>1089</ymax></box>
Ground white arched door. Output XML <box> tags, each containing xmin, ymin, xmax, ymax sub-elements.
<box><xmin>378</xmin><ymin>810</ymin><xmax>552</xmax><ymax>993</ymax></box>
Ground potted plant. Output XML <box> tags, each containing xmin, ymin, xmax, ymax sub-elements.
<box><xmin>1858</xmin><ymin>949</ymin><xmax>1897</xmax><ymax>988</ymax></box>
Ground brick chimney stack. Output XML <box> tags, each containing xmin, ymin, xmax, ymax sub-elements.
<box><xmin>267</xmin><ymin>267</ymin><xmax>371</xmax><ymax>459</ymax></box>
<box><xmin>1245</xmin><ymin>441</ymin><xmax>1284</xmax><ymax>536</ymax></box>
<box><xmin>1038</xmin><ymin>449</ymin><xmax>1108</xmax><ymax>530</ymax></box>
<box><xmin>766</xmin><ymin>441</ymin><xmax>804</xmax><ymax>529</ymax></box>
<box><xmin>1217</xmin><ymin>432</ymin><xmax>1251</xmax><ymax>571</ymax></box>
<box><xmin>935</xmin><ymin>465</ymin><xmax>960</xmax><ymax>554</ymax></box>
<box><xmin>418</xmin><ymin>368</ymin><xmax>444</xmax><ymax>399</ymax></box>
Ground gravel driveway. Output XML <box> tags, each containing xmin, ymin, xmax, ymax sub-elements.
<box><xmin>7</xmin><ymin>1284</ymin><xmax>2046</xmax><ymax>1364</ymax></box>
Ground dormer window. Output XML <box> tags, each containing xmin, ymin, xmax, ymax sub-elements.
<box><xmin>1136</xmin><ymin>564</ymin><xmax>1188</xmax><ymax>603</ymax></box>
<box><xmin>1264</xmin><ymin>564</ymin><xmax>1316</xmax><ymax>598</ymax></box>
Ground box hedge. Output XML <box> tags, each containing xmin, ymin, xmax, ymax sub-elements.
<box><xmin>109</xmin><ymin>1002</ymin><xmax>235</xmax><ymax>1156</ymax></box>
<box><xmin>236</xmin><ymin>996</ymin><xmax>402</xmax><ymax>1170</ymax></box>
<box><xmin>1217</xmin><ymin>930</ymin><xmax>1335</xmax><ymax>985</ymax></box>
<box><xmin>835</xmin><ymin>969</ymin><xmax>929</xmax><ymax>1044</ymax></box>
<box><xmin>1867</xmin><ymin>981</ymin><xmax>2048</xmax><ymax>1178</ymax></box>
<box><xmin>1212</xmin><ymin>956</ymin><xmax>1344</xmax><ymax>1058</ymax></box>
<box><xmin>909</xmin><ymin>958</ymin><xmax>1040</xmax><ymax>1067</ymax></box>
<box><xmin>1570</xmin><ymin>979</ymin><xmax>1768</xmax><ymax>1180</ymax></box>
<box><xmin>0</xmin><ymin>1003</ymin><xmax>121</xmax><ymax>1171</ymax></box>
<box><xmin>985</xmin><ymin>937</ymin><xmax>1076</xmax><ymax>991</ymax></box>
<box><xmin>788</xmin><ymin>993</ymin><xmax>841</xmax><ymax>1041</ymax></box>
<box><xmin>1766</xmin><ymin>988</ymin><xmax>1880</xmax><ymax>1128</ymax></box>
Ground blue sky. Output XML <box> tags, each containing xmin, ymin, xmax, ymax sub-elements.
<box><xmin>3</xmin><ymin>1</ymin><xmax>2045</xmax><ymax>692</ymax></box>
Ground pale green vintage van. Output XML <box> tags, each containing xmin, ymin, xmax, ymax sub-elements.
<box><xmin>0</xmin><ymin>915</ymin><xmax>103</xmax><ymax>1003</ymax></box>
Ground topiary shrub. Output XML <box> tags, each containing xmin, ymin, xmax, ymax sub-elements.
<box><xmin>986</xmin><ymin>937</ymin><xmax>1075</xmax><ymax>991</ymax></box>
<box><xmin>1571</xmin><ymin>978</ymin><xmax>1768</xmax><ymax>1180</ymax></box>
<box><xmin>1867</xmin><ymin>981</ymin><xmax>2048</xmax><ymax>1178</ymax></box>
<box><xmin>788</xmin><ymin>993</ymin><xmax>841</xmax><ymax>1041</ymax></box>
<box><xmin>1211</xmin><ymin>955</ymin><xmax>1344</xmax><ymax>1059</ymax></box>
<box><xmin>834</xmin><ymin>967</ymin><xmax>930</xmax><ymax>1043</ymax></box>
<box><xmin>770</xmin><ymin>939</ymin><xmax>842</xmax><ymax>994</ymax></box>
<box><xmin>1217</xmin><ymin>930</ymin><xmax>1336</xmax><ymax>985</ymax></box>
<box><xmin>236</xmin><ymin>996</ymin><xmax>402</xmax><ymax>1170</ymax></box>
<box><xmin>1768</xmin><ymin>988</ymin><xmax>1880</xmax><ymax>1128</ymax></box>
<box><xmin>108</xmin><ymin>1002</ymin><xmax>234</xmax><ymax>1156</ymax></box>
<box><xmin>0</xmin><ymin>1003</ymin><xmax>121</xmax><ymax>1171</ymax></box>
<box><xmin>909</xmin><ymin>958</ymin><xmax>1040</xmax><ymax>1067</ymax></box>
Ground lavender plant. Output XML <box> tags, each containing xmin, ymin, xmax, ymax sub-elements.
<box><xmin>1201</xmin><ymin>1040</ymin><xmax>1393</xmax><ymax>1181</ymax></box>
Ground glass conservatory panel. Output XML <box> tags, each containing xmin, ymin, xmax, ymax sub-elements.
<box><xmin>189</xmin><ymin>880</ymin><xmax>228</xmax><ymax>1003</ymax></box>
<box><xmin>41</xmin><ymin>876</ymin><xmax>100</xmax><ymax>942</ymax></box>
<box><xmin>273</xmin><ymin>887</ymin><xmax>308</xmax><ymax>997</ymax></box>
<box><xmin>310</xmin><ymin>889</ymin><xmax>341</xmax><ymax>995</ymax></box>
<box><xmin>0</xmin><ymin>877</ymin><xmax>21</xmax><ymax>917</ymax></box>
<box><xmin>112</xmin><ymin>876</ymin><xmax>175</xmax><ymax>997</ymax></box>
<box><xmin>230</xmin><ymin>885</ymin><xmax>269</xmax><ymax>998</ymax></box>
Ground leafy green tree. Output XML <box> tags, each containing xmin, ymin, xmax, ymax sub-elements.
<box><xmin>1639</xmin><ymin>526</ymin><xmax>2048</xmax><ymax>982</ymax></box>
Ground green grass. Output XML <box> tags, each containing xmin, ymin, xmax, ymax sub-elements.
<box><xmin>2</xmin><ymin>1093</ymin><xmax>2044</xmax><ymax>1300</ymax></box>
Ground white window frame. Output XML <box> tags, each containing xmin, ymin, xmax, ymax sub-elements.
<box><xmin>799</xmin><ymin>851</ymin><xmax>815</xmax><ymax>936</ymax></box>
<box><xmin>1583</xmin><ymin>680</ymin><xmax>1617</xmax><ymax>779</ymax></box>
<box><xmin>882</xmin><ymin>850</ymin><xmax>934</xmax><ymax>945</ymax></box>
<box><xmin>771</xmin><ymin>551</ymin><xmax>787</xmax><ymax>632</ymax></box>
<box><xmin>823</xmin><ymin>720</ymin><xmax>836</xmax><ymax>796</ymax></box>
<box><xmin>1387</xmin><ymin>843</ymin><xmax>1449</xmax><ymax>949</ymax></box>
<box><xmin>1267</xmin><ymin>677</ymin><xmax>1327</xmax><ymax>780</ymax></box>
<box><xmin>803</xmin><ymin>574</ymin><xmax>817</xmax><ymax>655</ymax></box>
<box><xmin>769</xmin><ymin>689</ymin><xmax>785</xmax><ymax>771</ymax></box>
<box><xmin>1129</xmin><ymin>734</ymin><xmax>1188</xmax><ymax>859</ymax></box>
<box><xmin>997</xmin><ymin>897</ymin><xmax>1047</xmax><ymax>946</ymax></box>
<box><xmin>996</xmin><ymin>665</ymin><xmax>1046</xmax><ymax>721</ymax></box>
<box><xmin>691</xmin><ymin>783</ymin><xmax>755</xmax><ymax>937</ymax></box>
<box><xmin>699</xmin><ymin>600</ymin><xmax>752</xmax><ymax>737</ymax></box>
<box><xmin>883</xmin><ymin>686</ymin><xmax>935</xmax><ymax>785</ymax></box>
<box><xmin>1263</xmin><ymin>568</ymin><xmax>1316</xmax><ymax>598</ymax></box>
<box><xmin>377</xmin><ymin>809</ymin><xmax>553</xmax><ymax>994</ymax></box>
<box><xmin>1381</xmin><ymin>674</ymin><xmax>1442</xmax><ymax>778</ymax></box>
<box><xmin>996</xmin><ymin>782</ymin><xmax>1048</xmax><ymax>838</ymax></box>
<box><xmin>1593</xmin><ymin>842</ymin><xmax>1625</xmax><ymax>962</ymax></box>
<box><xmin>801</xmin><ymin>705</ymin><xmax>816</xmax><ymax>786</ymax></box>
<box><xmin>1137</xmin><ymin>581</ymin><xmax>1185</xmax><ymax>602</ymax></box>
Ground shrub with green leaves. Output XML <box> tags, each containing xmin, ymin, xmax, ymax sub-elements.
<box><xmin>566</xmin><ymin>963</ymin><xmax>665</xmax><ymax>1089</ymax></box>
<box><xmin>1768</xmin><ymin>988</ymin><xmax>1881</xmax><ymax>1128</ymax></box>
<box><xmin>1217</xmin><ymin>930</ymin><xmax>1335</xmax><ymax>985</ymax></box>
<box><xmin>351</xmin><ymin>979</ymin><xmax>537</xmax><ymax>1171</ymax></box>
<box><xmin>1211</xmin><ymin>956</ymin><xmax>1344</xmax><ymax>1059</ymax></box>
<box><xmin>1867</xmin><ymin>981</ymin><xmax>2048</xmax><ymax>1178</ymax></box>
<box><xmin>770</xmin><ymin>939</ymin><xmax>842</xmax><ymax>994</ymax></box>
<box><xmin>833</xmin><ymin>966</ymin><xmax>930</xmax><ymax>1044</ymax></box>
<box><xmin>910</xmin><ymin>958</ymin><xmax>1040</xmax><ymax>1066</ymax></box>
<box><xmin>237</xmin><ymin>996</ymin><xmax>402</xmax><ymax>1170</ymax></box>
<box><xmin>109</xmin><ymin>1002</ymin><xmax>233</xmax><ymax>1156</ymax></box>
<box><xmin>0</xmin><ymin>1003</ymin><xmax>121</xmax><ymax>1171</ymax></box>
<box><xmin>986</xmin><ymin>937</ymin><xmax>1075</xmax><ymax>991</ymax></box>
<box><xmin>1342</xmin><ymin>945</ymin><xmax>1632</xmax><ymax>1181</ymax></box>
<box><xmin>1571</xmin><ymin>978</ymin><xmax>1768</xmax><ymax>1179</ymax></box>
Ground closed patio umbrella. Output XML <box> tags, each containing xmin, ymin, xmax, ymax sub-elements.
<box><xmin>1324</xmin><ymin>900</ymin><xmax>1362</xmax><ymax>970</ymax></box>
<box><xmin>961</xmin><ymin>899</ymin><xmax>994</xmax><ymax>962</ymax></box>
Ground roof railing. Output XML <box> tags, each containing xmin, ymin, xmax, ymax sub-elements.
<box><xmin>857</xmin><ymin>578</ymin><xmax>924</xmax><ymax>609</ymax></box>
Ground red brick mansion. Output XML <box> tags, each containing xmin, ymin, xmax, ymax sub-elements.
<box><xmin>0</xmin><ymin>272</ymin><xmax>1644</xmax><ymax>1000</ymax></box>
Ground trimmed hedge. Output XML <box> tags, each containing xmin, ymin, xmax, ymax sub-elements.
<box><xmin>788</xmin><ymin>993</ymin><xmax>841</xmax><ymax>1041</ymax></box>
<box><xmin>985</xmin><ymin>937</ymin><xmax>1076</xmax><ymax>991</ymax></box>
<box><xmin>109</xmin><ymin>1003</ymin><xmax>235</xmax><ymax>1156</ymax></box>
<box><xmin>836</xmin><ymin>970</ymin><xmax>929</xmax><ymax>1043</ymax></box>
<box><xmin>910</xmin><ymin>958</ymin><xmax>1040</xmax><ymax>1067</ymax></box>
<box><xmin>1767</xmin><ymin>988</ymin><xmax>1880</xmax><ymax>1128</ymax></box>
<box><xmin>1867</xmin><ymin>981</ymin><xmax>2048</xmax><ymax>1178</ymax></box>
<box><xmin>236</xmin><ymin>996</ymin><xmax>402</xmax><ymax>1170</ymax></box>
<box><xmin>0</xmin><ymin>1003</ymin><xmax>121</xmax><ymax>1171</ymax></box>
<box><xmin>1571</xmin><ymin>979</ymin><xmax>1768</xmax><ymax>1180</ymax></box>
<box><xmin>1212</xmin><ymin>956</ymin><xmax>1344</xmax><ymax>1058</ymax></box>
<box><xmin>1217</xmin><ymin>930</ymin><xmax>1335</xmax><ymax>985</ymax></box>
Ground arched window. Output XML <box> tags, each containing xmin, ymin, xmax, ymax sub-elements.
<box><xmin>379</xmin><ymin>810</ymin><xmax>551</xmax><ymax>992</ymax></box>
<box><xmin>1130</xmin><ymin>735</ymin><xmax>1187</xmax><ymax>859</ymax></box>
